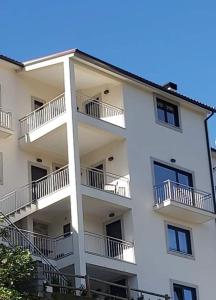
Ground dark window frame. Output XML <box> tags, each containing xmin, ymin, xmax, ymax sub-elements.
<box><xmin>167</xmin><ymin>224</ymin><xmax>192</xmax><ymax>255</ymax></box>
<box><xmin>156</xmin><ymin>98</ymin><xmax>180</xmax><ymax>128</ymax></box>
<box><xmin>154</xmin><ymin>161</ymin><xmax>194</xmax><ymax>187</ymax></box>
<box><xmin>173</xmin><ymin>283</ymin><xmax>197</xmax><ymax>300</ymax></box>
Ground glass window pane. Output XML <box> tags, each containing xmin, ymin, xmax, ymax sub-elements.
<box><xmin>174</xmin><ymin>286</ymin><xmax>183</xmax><ymax>300</ymax></box>
<box><xmin>167</xmin><ymin>111</ymin><xmax>176</xmax><ymax>125</ymax></box>
<box><xmin>154</xmin><ymin>164</ymin><xmax>176</xmax><ymax>186</ymax></box>
<box><xmin>178</xmin><ymin>231</ymin><xmax>188</xmax><ymax>253</ymax></box>
<box><xmin>184</xmin><ymin>289</ymin><xmax>193</xmax><ymax>300</ymax></box>
<box><xmin>157</xmin><ymin>108</ymin><xmax>166</xmax><ymax>122</ymax></box>
<box><xmin>168</xmin><ymin>228</ymin><xmax>177</xmax><ymax>251</ymax></box>
<box><xmin>178</xmin><ymin>173</ymin><xmax>192</xmax><ymax>187</ymax></box>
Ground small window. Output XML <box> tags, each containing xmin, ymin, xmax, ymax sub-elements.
<box><xmin>156</xmin><ymin>98</ymin><xmax>179</xmax><ymax>127</ymax></box>
<box><xmin>173</xmin><ymin>283</ymin><xmax>197</xmax><ymax>300</ymax></box>
<box><xmin>167</xmin><ymin>225</ymin><xmax>192</xmax><ymax>255</ymax></box>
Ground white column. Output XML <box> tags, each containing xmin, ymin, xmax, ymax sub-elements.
<box><xmin>63</xmin><ymin>57</ymin><xmax>86</xmax><ymax>278</ymax></box>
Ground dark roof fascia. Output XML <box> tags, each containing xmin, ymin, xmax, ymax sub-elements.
<box><xmin>74</xmin><ymin>49</ymin><xmax>216</xmax><ymax>113</ymax></box>
<box><xmin>211</xmin><ymin>147</ymin><xmax>216</xmax><ymax>153</ymax></box>
<box><xmin>0</xmin><ymin>55</ymin><xmax>23</xmax><ymax>67</ymax></box>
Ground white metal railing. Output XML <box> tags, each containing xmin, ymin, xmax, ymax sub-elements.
<box><xmin>0</xmin><ymin>110</ymin><xmax>12</xmax><ymax>130</ymax></box>
<box><xmin>77</xmin><ymin>93</ymin><xmax>125</xmax><ymax>127</ymax></box>
<box><xmin>0</xmin><ymin>165</ymin><xmax>69</xmax><ymax>216</ymax></box>
<box><xmin>0</xmin><ymin>213</ymin><xmax>70</xmax><ymax>290</ymax></box>
<box><xmin>0</xmin><ymin>226</ymin><xmax>73</xmax><ymax>260</ymax></box>
<box><xmin>81</xmin><ymin>166</ymin><xmax>130</xmax><ymax>197</ymax></box>
<box><xmin>84</xmin><ymin>231</ymin><xmax>135</xmax><ymax>263</ymax></box>
<box><xmin>154</xmin><ymin>180</ymin><xmax>214</xmax><ymax>213</ymax></box>
<box><xmin>19</xmin><ymin>93</ymin><xmax>65</xmax><ymax>136</ymax></box>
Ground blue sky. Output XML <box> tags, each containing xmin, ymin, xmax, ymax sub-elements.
<box><xmin>0</xmin><ymin>0</ymin><xmax>215</xmax><ymax>145</ymax></box>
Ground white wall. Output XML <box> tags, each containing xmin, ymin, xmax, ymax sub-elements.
<box><xmin>123</xmin><ymin>82</ymin><xmax>216</xmax><ymax>298</ymax></box>
<box><xmin>0</xmin><ymin>64</ymin><xmax>65</xmax><ymax>195</ymax></box>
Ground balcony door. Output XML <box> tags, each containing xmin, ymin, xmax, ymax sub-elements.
<box><xmin>31</xmin><ymin>165</ymin><xmax>48</xmax><ymax>201</ymax></box>
<box><xmin>154</xmin><ymin>162</ymin><xmax>194</xmax><ymax>205</ymax></box>
<box><xmin>89</xmin><ymin>162</ymin><xmax>105</xmax><ymax>190</ymax></box>
<box><xmin>106</xmin><ymin>219</ymin><xmax>123</xmax><ymax>258</ymax></box>
<box><xmin>85</xmin><ymin>94</ymin><xmax>101</xmax><ymax>119</ymax></box>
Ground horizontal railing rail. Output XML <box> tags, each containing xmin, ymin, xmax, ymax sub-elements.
<box><xmin>0</xmin><ymin>165</ymin><xmax>69</xmax><ymax>217</ymax></box>
<box><xmin>154</xmin><ymin>180</ymin><xmax>214</xmax><ymax>213</ymax></box>
<box><xmin>19</xmin><ymin>93</ymin><xmax>65</xmax><ymax>136</ymax></box>
<box><xmin>0</xmin><ymin>226</ymin><xmax>73</xmax><ymax>260</ymax></box>
<box><xmin>42</xmin><ymin>272</ymin><xmax>170</xmax><ymax>299</ymax></box>
<box><xmin>77</xmin><ymin>92</ymin><xmax>125</xmax><ymax>127</ymax></box>
<box><xmin>0</xmin><ymin>110</ymin><xmax>12</xmax><ymax>130</ymax></box>
<box><xmin>81</xmin><ymin>166</ymin><xmax>130</xmax><ymax>197</ymax></box>
<box><xmin>84</xmin><ymin>231</ymin><xmax>135</xmax><ymax>263</ymax></box>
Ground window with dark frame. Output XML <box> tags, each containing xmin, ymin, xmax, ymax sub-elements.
<box><xmin>154</xmin><ymin>162</ymin><xmax>193</xmax><ymax>187</ymax></box>
<box><xmin>168</xmin><ymin>225</ymin><xmax>192</xmax><ymax>255</ymax></box>
<box><xmin>156</xmin><ymin>98</ymin><xmax>180</xmax><ymax>127</ymax></box>
<box><xmin>173</xmin><ymin>283</ymin><xmax>197</xmax><ymax>300</ymax></box>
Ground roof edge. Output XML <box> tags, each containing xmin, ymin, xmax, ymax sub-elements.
<box><xmin>0</xmin><ymin>55</ymin><xmax>23</xmax><ymax>67</ymax></box>
<box><xmin>74</xmin><ymin>49</ymin><xmax>216</xmax><ymax>113</ymax></box>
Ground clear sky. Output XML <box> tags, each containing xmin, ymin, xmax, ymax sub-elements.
<box><xmin>0</xmin><ymin>0</ymin><xmax>215</xmax><ymax>145</ymax></box>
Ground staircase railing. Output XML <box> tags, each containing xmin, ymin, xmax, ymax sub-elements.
<box><xmin>0</xmin><ymin>212</ymin><xmax>70</xmax><ymax>290</ymax></box>
<box><xmin>19</xmin><ymin>93</ymin><xmax>65</xmax><ymax>137</ymax></box>
<box><xmin>0</xmin><ymin>165</ymin><xmax>69</xmax><ymax>217</ymax></box>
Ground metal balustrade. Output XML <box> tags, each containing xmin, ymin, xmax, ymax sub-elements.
<box><xmin>0</xmin><ymin>213</ymin><xmax>70</xmax><ymax>290</ymax></box>
<box><xmin>0</xmin><ymin>226</ymin><xmax>73</xmax><ymax>260</ymax></box>
<box><xmin>81</xmin><ymin>166</ymin><xmax>130</xmax><ymax>197</ymax></box>
<box><xmin>19</xmin><ymin>93</ymin><xmax>66</xmax><ymax>136</ymax></box>
<box><xmin>154</xmin><ymin>180</ymin><xmax>214</xmax><ymax>213</ymax></box>
<box><xmin>0</xmin><ymin>165</ymin><xmax>69</xmax><ymax>217</ymax></box>
<box><xmin>84</xmin><ymin>231</ymin><xmax>135</xmax><ymax>263</ymax></box>
<box><xmin>77</xmin><ymin>92</ymin><xmax>125</xmax><ymax>127</ymax></box>
<box><xmin>0</xmin><ymin>110</ymin><xmax>12</xmax><ymax>130</ymax></box>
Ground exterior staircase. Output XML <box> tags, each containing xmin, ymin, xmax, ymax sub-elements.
<box><xmin>0</xmin><ymin>212</ymin><xmax>71</xmax><ymax>294</ymax></box>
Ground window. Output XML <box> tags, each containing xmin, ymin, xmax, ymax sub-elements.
<box><xmin>154</xmin><ymin>162</ymin><xmax>193</xmax><ymax>187</ymax></box>
<box><xmin>173</xmin><ymin>283</ymin><xmax>197</xmax><ymax>300</ymax></box>
<box><xmin>167</xmin><ymin>225</ymin><xmax>192</xmax><ymax>255</ymax></box>
<box><xmin>156</xmin><ymin>98</ymin><xmax>180</xmax><ymax>127</ymax></box>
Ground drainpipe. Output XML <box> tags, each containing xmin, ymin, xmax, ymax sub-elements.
<box><xmin>204</xmin><ymin>111</ymin><xmax>216</xmax><ymax>213</ymax></box>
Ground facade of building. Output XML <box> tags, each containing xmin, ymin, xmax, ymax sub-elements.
<box><xmin>0</xmin><ymin>49</ymin><xmax>216</xmax><ymax>300</ymax></box>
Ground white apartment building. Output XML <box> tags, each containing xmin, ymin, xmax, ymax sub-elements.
<box><xmin>0</xmin><ymin>49</ymin><xmax>216</xmax><ymax>300</ymax></box>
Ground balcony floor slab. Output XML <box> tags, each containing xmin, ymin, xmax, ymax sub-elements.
<box><xmin>154</xmin><ymin>199</ymin><xmax>216</xmax><ymax>224</ymax></box>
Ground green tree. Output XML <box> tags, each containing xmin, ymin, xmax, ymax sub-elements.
<box><xmin>0</xmin><ymin>228</ymin><xmax>37</xmax><ymax>299</ymax></box>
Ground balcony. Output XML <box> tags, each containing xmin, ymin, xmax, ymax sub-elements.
<box><xmin>85</xmin><ymin>231</ymin><xmax>135</xmax><ymax>264</ymax></box>
<box><xmin>0</xmin><ymin>165</ymin><xmax>70</xmax><ymax>220</ymax></box>
<box><xmin>77</xmin><ymin>92</ymin><xmax>125</xmax><ymax>128</ymax></box>
<box><xmin>1</xmin><ymin>226</ymin><xmax>73</xmax><ymax>260</ymax></box>
<box><xmin>0</xmin><ymin>109</ymin><xmax>13</xmax><ymax>138</ymax></box>
<box><xmin>19</xmin><ymin>93</ymin><xmax>66</xmax><ymax>140</ymax></box>
<box><xmin>81</xmin><ymin>166</ymin><xmax>130</xmax><ymax>198</ymax></box>
<box><xmin>153</xmin><ymin>180</ymin><xmax>215</xmax><ymax>223</ymax></box>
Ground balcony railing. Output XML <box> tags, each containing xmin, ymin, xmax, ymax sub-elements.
<box><xmin>81</xmin><ymin>166</ymin><xmax>130</xmax><ymax>197</ymax></box>
<box><xmin>77</xmin><ymin>93</ymin><xmax>125</xmax><ymax>127</ymax></box>
<box><xmin>0</xmin><ymin>165</ymin><xmax>69</xmax><ymax>216</ymax></box>
<box><xmin>84</xmin><ymin>231</ymin><xmax>135</xmax><ymax>263</ymax></box>
<box><xmin>19</xmin><ymin>93</ymin><xmax>65</xmax><ymax>136</ymax></box>
<box><xmin>1</xmin><ymin>226</ymin><xmax>73</xmax><ymax>260</ymax></box>
<box><xmin>154</xmin><ymin>180</ymin><xmax>214</xmax><ymax>213</ymax></box>
<box><xmin>0</xmin><ymin>110</ymin><xmax>12</xmax><ymax>130</ymax></box>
